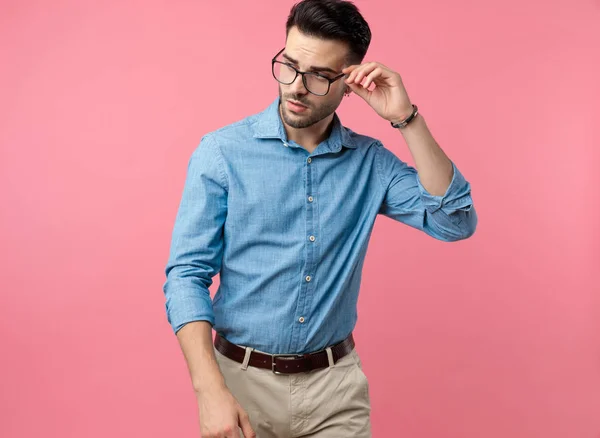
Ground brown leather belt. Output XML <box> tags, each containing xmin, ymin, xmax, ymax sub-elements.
<box><xmin>214</xmin><ymin>333</ymin><xmax>355</xmax><ymax>374</ymax></box>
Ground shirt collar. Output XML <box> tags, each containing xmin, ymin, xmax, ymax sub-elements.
<box><xmin>251</xmin><ymin>96</ymin><xmax>357</xmax><ymax>151</ymax></box>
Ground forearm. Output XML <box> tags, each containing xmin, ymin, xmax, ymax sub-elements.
<box><xmin>397</xmin><ymin>113</ymin><xmax>453</xmax><ymax>196</ymax></box>
<box><xmin>176</xmin><ymin>321</ymin><xmax>226</xmax><ymax>394</ymax></box>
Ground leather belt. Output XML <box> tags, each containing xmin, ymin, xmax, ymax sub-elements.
<box><xmin>214</xmin><ymin>333</ymin><xmax>355</xmax><ymax>374</ymax></box>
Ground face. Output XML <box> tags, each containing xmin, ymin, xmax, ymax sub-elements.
<box><xmin>277</xmin><ymin>26</ymin><xmax>350</xmax><ymax>129</ymax></box>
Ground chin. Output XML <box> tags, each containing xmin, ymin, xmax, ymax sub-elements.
<box><xmin>284</xmin><ymin>108</ymin><xmax>306</xmax><ymax>120</ymax></box>
<box><xmin>287</xmin><ymin>110</ymin><xmax>308</xmax><ymax>119</ymax></box>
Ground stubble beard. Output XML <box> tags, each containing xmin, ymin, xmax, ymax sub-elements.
<box><xmin>278</xmin><ymin>87</ymin><xmax>340</xmax><ymax>129</ymax></box>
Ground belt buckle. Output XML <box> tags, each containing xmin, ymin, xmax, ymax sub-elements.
<box><xmin>271</xmin><ymin>353</ymin><xmax>304</xmax><ymax>375</ymax></box>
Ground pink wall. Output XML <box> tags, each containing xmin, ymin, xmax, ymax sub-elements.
<box><xmin>1</xmin><ymin>1</ymin><xmax>599</xmax><ymax>437</ymax></box>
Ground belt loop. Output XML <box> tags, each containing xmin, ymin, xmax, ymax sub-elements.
<box><xmin>326</xmin><ymin>347</ymin><xmax>334</xmax><ymax>367</ymax></box>
<box><xmin>241</xmin><ymin>347</ymin><xmax>254</xmax><ymax>370</ymax></box>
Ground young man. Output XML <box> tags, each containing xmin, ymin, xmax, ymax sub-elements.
<box><xmin>163</xmin><ymin>1</ymin><xmax>477</xmax><ymax>437</ymax></box>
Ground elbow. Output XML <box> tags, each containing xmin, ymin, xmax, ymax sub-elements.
<box><xmin>454</xmin><ymin>219</ymin><xmax>477</xmax><ymax>241</ymax></box>
<box><xmin>429</xmin><ymin>206</ymin><xmax>478</xmax><ymax>242</ymax></box>
<box><xmin>443</xmin><ymin>207</ymin><xmax>478</xmax><ymax>242</ymax></box>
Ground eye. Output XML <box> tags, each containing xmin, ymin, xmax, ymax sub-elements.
<box><xmin>311</xmin><ymin>72</ymin><xmax>331</xmax><ymax>80</ymax></box>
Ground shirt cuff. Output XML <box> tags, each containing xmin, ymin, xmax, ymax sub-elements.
<box><xmin>165</xmin><ymin>290</ymin><xmax>215</xmax><ymax>335</ymax></box>
<box><xmin>416</xmin><ymin>161</ymin><xmax>474</xmax><ymax>215</ymax></box>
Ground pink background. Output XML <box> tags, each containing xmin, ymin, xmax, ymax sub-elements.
<box><xmin>1</xmin><ymin>1</ymin><xmax>599</xmax><ymax>437</ymax></box>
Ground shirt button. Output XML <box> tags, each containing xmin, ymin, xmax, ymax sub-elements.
<box><xmin>305</xmin><ymin>275</ymin><xmax>311</xmax><ymax>282</ymax></box>
<box><xmin>283</xmin><ymin>142</ymin><xmax>289</xmax><ymax>147</ymax></box>
<box><xmin>309</xmin><ymin>235</ymin><xmax>315</xmax><ymax>242</ymax></box>
<box><xmin>308</xmin><ymin>196</ymin><xmax>314</xmax><ymax>202</ymax></box>
<box><xmin>299</xmin><ymin>317</ymin><xmax>305</xmax><ymax>323</ymax></box>
<box><xmin>307</xmin><ymin>157</ymin><xmax>312</xmax><ymax>163</ymax></box>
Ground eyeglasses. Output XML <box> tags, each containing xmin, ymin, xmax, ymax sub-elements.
<box><xmin>271</xmin><ymin>48</ymin><xmax>346</xmax><ymax>96</ymax></box>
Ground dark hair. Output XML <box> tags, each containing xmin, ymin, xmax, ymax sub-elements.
<box><xmin>285</xmin><ymin>0</ymin><xmax>371</xmax><ymax>65</ymax></box>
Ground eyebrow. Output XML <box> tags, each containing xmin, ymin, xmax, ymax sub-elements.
<box><xmin>281</xmin><ymin>53</ymin><xmax>339</xmax><ymax>75</ymax></box>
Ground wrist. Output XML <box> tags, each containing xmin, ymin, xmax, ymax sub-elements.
<box><xmin>194</xmin><ymin>379</ymin><xmax>227</xmax><ymax>396</ymax></box>
<box><xmin>390</xmin><ymin>105</ymin><xmax>415</xmax><ymax>124</ymax></box>
<box><xmin>390</xmin><ymin>104</ymin><xmax>419</xmax><ymax>129</ymax></box>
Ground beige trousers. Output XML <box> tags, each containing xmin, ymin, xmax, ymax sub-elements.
<box><xmin>214</xmin><ymin>346</ymin><xmax>372</xmax><ymax>437</ymax></box>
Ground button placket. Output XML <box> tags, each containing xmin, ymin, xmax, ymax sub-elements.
<box><xmin>291</xmin><ymin>154</ymin><xmax>319</xmax><ymax>351</ymax></box>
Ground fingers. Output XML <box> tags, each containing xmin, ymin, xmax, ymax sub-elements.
<box><xmin>238</xmin><ymin>409</ymin><xmax>256</xmax><ymax>438</ymax></box>
<box><xmin>343</xmin><ymin>62</ymin><xmax>397</xmax><ymax>89</ymax></box>
<box><xmin>362</xmin><ymin>67</ymin><xmax>383</xmax><ymax>89</ymax></box>
<box><xmin>341</xmin><ymin>64</ymin><xmax>360</xmax><ymax>75</ymax></box>
<box><xmin>344</xmin><ymin>62</ymin><xmax>379</xmax><ymax>86</ymax></box>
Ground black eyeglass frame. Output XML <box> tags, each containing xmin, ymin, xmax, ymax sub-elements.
<box><xmin>271</xmin><ymin>48</ymin><xmax>346</xmax><ymax>96</ymax></box>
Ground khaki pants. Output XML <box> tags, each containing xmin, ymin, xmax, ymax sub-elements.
<box><xmin>215</xmin><ymin>346</ymin><xmax>372</xmax><ymax>437</ymax></box>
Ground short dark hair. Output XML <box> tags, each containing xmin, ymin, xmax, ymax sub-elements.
<box><xmin>285</xmin><ymin>0</ymin><xmax>371</xmax><ymax>65</ymax></box>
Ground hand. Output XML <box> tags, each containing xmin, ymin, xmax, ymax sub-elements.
<box><xmin>196</xmin><ymin>385</ymin><xmax>256</xmax><ymax>438</ymax></box>
<box><xmin>342</xmin><ymin>62</ymin><xmax>414</xmax><ymax>124</ymax></box>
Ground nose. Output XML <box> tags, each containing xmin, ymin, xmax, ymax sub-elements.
<box><xmin>288</xmin><ymin>72</ymin><xmax>308</xmax><ymax>95</ymax></box>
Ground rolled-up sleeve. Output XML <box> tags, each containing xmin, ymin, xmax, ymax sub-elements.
<box><xmin>163</xmin><ymin>134</ymin><xmax>228</xmax><ymax>334</ymax></box>
<box><xmin>375</xmin><ymin>142</ymin><xmax>477</xmax><ymax>242</ymax></box>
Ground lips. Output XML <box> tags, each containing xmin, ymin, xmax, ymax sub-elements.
<box><xmin>288</xmin><ymin>100</ymin><xmax>307</xmax><ymax>108</ymax></box>
<box><xmin>287</xmin><ymin>100</ymin><xmax>309</xmax><ymax>113</ymax></box>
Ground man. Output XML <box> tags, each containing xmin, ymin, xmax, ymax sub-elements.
<box><xmin>163</xmin><ymin>1</ymin><xmax>477</xmax><ymax>437</ymax></box>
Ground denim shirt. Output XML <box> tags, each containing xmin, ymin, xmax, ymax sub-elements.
<box><xmin>163</xmin><ymin>96</ymin><xmax>477</xmax><ymax>354</ymax></box>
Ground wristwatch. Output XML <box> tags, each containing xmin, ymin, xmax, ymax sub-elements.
<box><xmin>390</xmin><ymin>104</ymin><xmax>419</xmax><ymax>129</ymax></box>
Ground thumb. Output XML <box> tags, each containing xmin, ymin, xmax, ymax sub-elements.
<box><xmin>238</xmin><ymin>408</ymin><xmax>256</xmax><ymax>438</ymax></box>
<box><xmin>346</xmin><ymin>81</ymin><xmax>370</xmax><ymax>100</ymax></box>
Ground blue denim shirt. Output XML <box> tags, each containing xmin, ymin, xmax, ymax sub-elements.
<box><xmin>163</xmin><ymin>96</ymin><xmax>477</xmax><ymax>354</ymax></box>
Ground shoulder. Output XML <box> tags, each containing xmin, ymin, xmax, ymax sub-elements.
<box><xmin>338</xmin><ymin>123</ymin><xmax>382</xmax><ymax>154</ymax></box>
<box><xmin>202</xmin><ymin>112</ymin><xmax>260</xmax><ymax>146</ymax></box>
